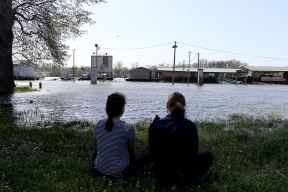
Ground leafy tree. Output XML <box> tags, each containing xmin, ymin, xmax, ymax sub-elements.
<box><xmin>113</xmin><ymin>62</ymin><xmax>129</xmax><ymax>78</ymax></box>
<box><xmin>113</xmin><ymin>61</ymin><xmax>123</xmax><ymax>77</ymax></box>
<box><xmin>121</xmin><ymin>67</ymin><xmax>129</xmax><ymax>77</ymax></box>
<box><xmin>157</xmin><ymin>63</ymin><xmax>170</xmax><ymax>68</ymax></box>
<box><xmin>46</xmin><ymin>64</ymin><xmax>62</xmax><ymax>77</ymax></box>
<box><xmin>192</xmin><ymin>59</ymin><xmax>248</xmax><ymax>68</ymax></box>
<box><xmin>130</xmin><ymin>62</ymin><xmax>139</xmax><ymax>69</ymax></box>
<box><xmin>0</xmin><ymin>0</ymin><xmax>105</xmax><ymax>95</ymax></box>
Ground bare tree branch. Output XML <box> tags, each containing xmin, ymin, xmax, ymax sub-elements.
<box><xmin>15</xmin><ymin>12</ymin><xmax>37</xmax><ymax>21</ymax></box>
<box><xmin>12</xmin><ymin>0</ymin><xmax>55</xmax><ymax>12</ymax></box>
<box><xmin>14</xmin><ymin>16</ymin><xmax>37</xmax><ymax>36</ymax></box>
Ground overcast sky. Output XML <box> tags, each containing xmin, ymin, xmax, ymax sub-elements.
<box><xmin>66</xmin><ymin>0</ymin><xmax>288</xmax><ymax>68</ymax></box>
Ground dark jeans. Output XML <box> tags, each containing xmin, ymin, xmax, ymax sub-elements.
<box><xmin>91</xmin><ymin>151</ymin><xmax>151</xmax><ymax>177</ymax></box>
<box><xmin>121</xmin><ymin>153</ymin><xmax>151</xmax><ymax>177</ymax></box>
<box><xmin>154</xmin><ymin>151</ymin><xmax>214</xmax><ymax>187</ymax></box>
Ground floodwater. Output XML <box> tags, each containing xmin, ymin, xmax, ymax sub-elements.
<box><xmin>1</xmin><ymin>78</ymin><xmax>288</xmax><ymax>124</ymax></box>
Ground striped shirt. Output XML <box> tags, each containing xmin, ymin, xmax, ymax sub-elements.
<box><xmin>94</xmin><ymin>119</ymin><xmax>135</xmax><ymax>176</ymax></box>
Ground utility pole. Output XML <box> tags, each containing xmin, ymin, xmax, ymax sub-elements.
<box><xmin>72</xmin><ymin>49</ymin><xmax>75</xmax><ymax>81</ymax></box>
<box><xmin>188</xmin><ymin>51</ymin><xmax>191</xmax><ymax>86</ymax></box>
<box><xmin>182</xmin><ymin>60</ymin><xmax>185</xmax><ymax>83</ymax></box>
<box><xmin>172</xmin><ymin>41</ymin><xmax>177</xmax><ymax>85</ymax></box>
<box><xmin>95</xmin><ymin>44</ymin><xmax>99</xmax><ymax>83</ymax></box>
<box><xmin>197</xmin><ymin>53</ymin><xmax>200</xmax><ymax>84</ymax></box>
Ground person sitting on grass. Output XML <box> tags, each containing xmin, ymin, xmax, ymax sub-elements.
<box><xmin>149</xmin><ymin>92</ymin><xmax>213</xmax><ymax>188</ymax></box>
<box><xmin>91</xmin><ymin>92</ymin><xmax>137</xmax><ymax>177</ymax></box>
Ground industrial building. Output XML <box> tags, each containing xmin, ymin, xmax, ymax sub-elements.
<box><xmin>157</xmin><ymin>67</ymin><xmax>240</xmax><ymax>83</ymax></box>
<box><xmin>127</xmin><ymin>67</ymin><xmax>158</xmax><ymax>81</ymax></box>
<box><xmin>91</xmin><ymin>55</ymin><xmax>113</xmax><ymax>83</ymax></box>
<box><xmin>241</xmin><ymin>66</ymin><xmax>288</xmax><ymax>83</ymax></box>
<box><xmin>13</xmin><ymin>60</ymin><xmax>36</xmax><ymax>80</ymax></box>
<box><xmin>156</xmin><ymin>66</ymin><xmax>288</xmax><ymax>84</ymax></box>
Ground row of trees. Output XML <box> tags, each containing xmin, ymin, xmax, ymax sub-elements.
<box><xmin>35</xmin><ymin>62</ymin><xmax>129</xmax><ymax>78</ymax></box>
<box><xmin>114</xmin><ymin>59</ymin><xmax>247</xmax><ymax>71</ymax></box>
<box><xmin>194</xmin><ymin>59</ymin><xmax>248</xmax><ymax>68</ymax></box>
<box><xmin>34</xmin><ymin>64</ymin><xmax>91</xmax><ymax>77</ymax></box>
<box><xmin>171</xmin><ymin>59</ymin><xmax>248</xmax><ymax>69</ymax></box>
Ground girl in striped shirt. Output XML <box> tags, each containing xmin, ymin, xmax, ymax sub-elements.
<box><xmin>92</xmin><ymin>92</ymin><xmax>136</xmax><ymax>176</ymax></box>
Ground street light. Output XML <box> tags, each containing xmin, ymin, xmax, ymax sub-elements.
<box><xmin>197</xmin><ymin>53</ymin><xmax>200</xmax><ymax>84</ymax></box>
<box><xmin>95</xmin><ymin>44</ymin><xmax>99</xmax><ymax>55</ymax></box>
<box><xmin>72</xmin><ymin>49</ymin><xmax>75</xmax><ymax>81</ymax></box>
<box><xmin>94</xmin><ymin>44</ymin><xmax>99</xmax><ymax>83</ymax></box>
<box><xmin>188</xmin><ymin>51</ymin><xmax>191</xmax><ymax>86</ymax></box>
<box><xmin>172</xmin><ymin>41</ymin><xmax>177</xmax><ymax>85</ymax></box>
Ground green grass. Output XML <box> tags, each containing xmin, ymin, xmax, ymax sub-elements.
<box><xmin>1</xmin><ymin>115</ymin><xmax>288</xmax><ymax>191</ymax></box>
<box><xmin>14</xmin><ymin>86</ymin><xmax>38</xmax><ymax>93</ymax></box>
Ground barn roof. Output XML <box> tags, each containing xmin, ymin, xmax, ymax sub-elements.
<box><xmin>157</xmin><ymin>67</ymin><xmax>240</xmax><ymax>73</ymax></box>
<box><xmin>242</xmin><ymin>66</ymin><xmax>288</xmax><ymax>72</ymax></box>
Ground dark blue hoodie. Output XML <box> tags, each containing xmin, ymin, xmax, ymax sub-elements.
<box><xmin>149</xmin><ymin>114</ymin><xmax>199</xmax><ymax>172</ymax></box>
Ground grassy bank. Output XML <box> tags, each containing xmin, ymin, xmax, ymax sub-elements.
<box><xmin>14</xmin><ymin>86</ymin><xmax>38</xmax><ymax>93</ymax></box>
<box><xmin>1</xmin><ymin>115</ymin><xmax>288</xmax><ymax>191</ymax></box>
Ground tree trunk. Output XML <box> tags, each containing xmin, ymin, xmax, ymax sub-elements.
<box><xmin>0</xmin><ymin>0</ymin><xmax>15</xmax><ymax>95</ymax></box>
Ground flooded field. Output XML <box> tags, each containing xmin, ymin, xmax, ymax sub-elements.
<box><xmin>1</xmin><ymin>79</ymin><xmax>288</xmax><ymax>124</ymax></box>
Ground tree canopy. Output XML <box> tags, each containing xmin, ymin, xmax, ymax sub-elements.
<box><xmin>0</xmin><ymin>0</ymin><xmax>105</xmax><ymax>94</ymax></box>
<box><xmin>11</xmin><ymin>0</ymin><xmax>105</xmax><ymax>64</ymax></box>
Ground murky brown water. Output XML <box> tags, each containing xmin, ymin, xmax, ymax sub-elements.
<box><xmin>1</xmin><ymin>78</ymin><xmax>288</xmax><ymax>124</ymax></box>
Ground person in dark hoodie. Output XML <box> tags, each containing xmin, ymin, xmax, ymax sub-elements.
<box><xmin>149</xmin><ymin>92</ymin><xmax>213</xmax><ymax>188</ymax></box>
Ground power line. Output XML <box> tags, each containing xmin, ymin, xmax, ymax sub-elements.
<box><xmin>178</xmin><ymin>42</ymin><xmax>288</xmax><ymax>61</ymax></box>
<box><xmin>190</xmin><ymin>53</ymin><xmax>198</xmax><ymax>63</ymax></box>
<box><xmin>102</xmin><ymin>42</ymin><xmax>174</xmax><ymax>50</ymax></box>
<box><xmin>103</xmin><ymin>41</ymin><xmax>288</xmax><ymax>61</ymax></box>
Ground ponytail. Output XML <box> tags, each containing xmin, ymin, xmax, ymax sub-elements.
<box><xmin>171</xmin><ymin>102</ymin><xmax>185</xmax><ymax>120</ymax></box>
<box><xmin>105</xmin><ymin>92</ymin><xmax>126</xmax><ymax>132</ymax></box>
<box><xmin>167</xmin><ymin>92</ymin><xmax>186</xmax><ymax>120</ymax></box>
<box><xmin>105</xmin><ymin>117</ymin><xmax>114</xmax><ymax>132</ymax></box>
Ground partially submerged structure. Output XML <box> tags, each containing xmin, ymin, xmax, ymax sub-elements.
<box><xmin>13</xmin><ymin>60</ymin><xmax>36</xmax><ymax>80</ymax></box>
<box><xmin>157</xmin><ymin>67</ymin><xmax>240</xmax><ymax>83</ymax></box>
<box><xmin>241</xmin><ymin>66</ymin><xmax>288</xmax><ymax>83</ymax></box>
<box><xmin>91</xmin><ymin>55</ymin><xmax>113</xmax><ymax>83</ymax></box>
<box><xmin>156</xmin><ymin>66</ymin><xmax>288</xmax><ymax>84</ymax></box>
<box><xmin>127</xmin><ymin>67</ymin><xmax>158</xmax><ymax>81</ymax></box>
<box><xmin>60</xmin><ymin>69</ymin><xmax>73</xmax><ymax>80</ymax></box>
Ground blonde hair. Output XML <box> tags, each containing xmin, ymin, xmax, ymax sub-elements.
<box><xmin>167</xmin><ymin>92</ymin><xmax>186</xmax><ymax>119</ymax></box>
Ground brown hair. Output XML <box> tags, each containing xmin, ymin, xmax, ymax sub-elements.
<box><xmin>105</xmin><ymin>92</ymin><xmax>126</xmax><ymax>132</ymax></box>
<box><xmin>167</xmin><ymin>92</ymin><xmax>186</xmax><ymax>120</ymax></box>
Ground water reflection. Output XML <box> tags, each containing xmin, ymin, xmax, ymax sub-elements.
<box><xmin>0</xmin><ymin>95</ymin><xmax>15</xmax><ymax>126</ymax></box>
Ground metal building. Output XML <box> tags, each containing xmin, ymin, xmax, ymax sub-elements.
<box><xmin>91</xmin><ymin>55</ymin><xmax>113</xmax><ymax>84</ymax></box>
<box><xmin>127</xmin><ymin>67</ymin><xmax>157</xmax><ymax>81</ymax></box>
<box><xmin>13</xmin><ymin>60</ymin><xmax>36</xmax><ymax>80</ymax></box>
<box><xmin>241</xmin><ymin>66</ymin><xmax>288</xmax><ymax>83</ymax></box>
<box><xmin>157</xmin><ymin>67</ymin><xmax>240</xmax><ymax>83</ymax></box>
